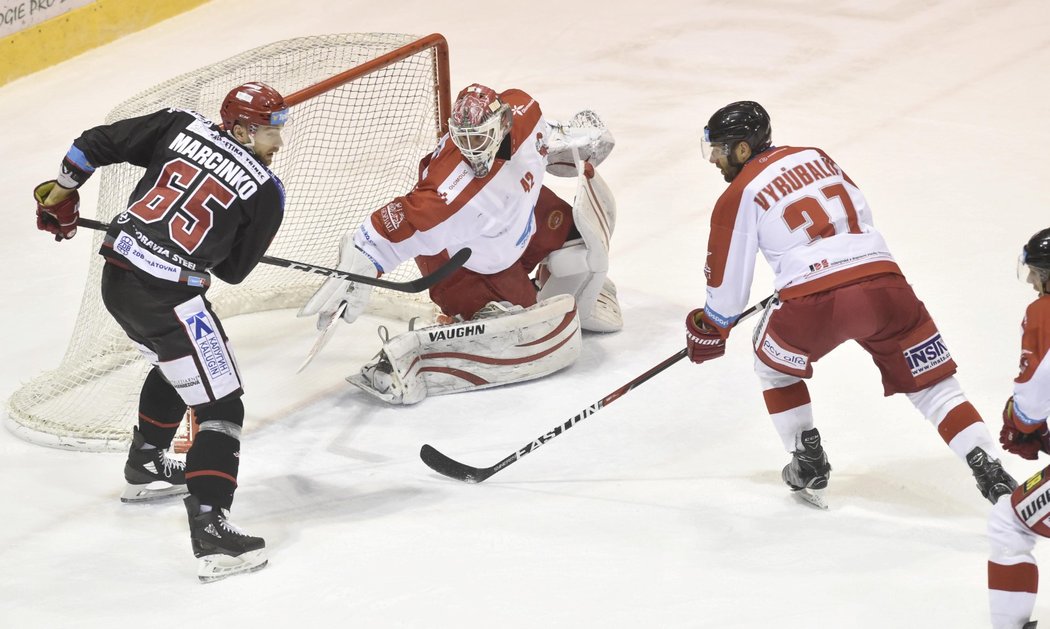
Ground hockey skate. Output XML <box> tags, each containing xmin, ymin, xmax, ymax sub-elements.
<box><xmin>347</xmin><ymin>324</ymin><xmax>426</xmax><ymax>405</ymax></box>
<box><xmin>782</xmin><ymin>428</ymin><xmax>831</xmax><ymax>510</ymax></box>
<box><xmin>185</xmin><ymin>495</ymin><xmax>267</xmax><ymax>583</ymax></box>
<box><xmin>121</xmin><ymin>426</ymin><xmax>188</xmax><ymax>503</ymax></box>
<box><xmin>359</xmin><ymin>351</ymin><xmax>396</xmax><ymax>396</ymax></box>
<box><xmin>966</xmin><ymin>447</ymin><xmax>1018</xmax><ymax>505</ymax></box>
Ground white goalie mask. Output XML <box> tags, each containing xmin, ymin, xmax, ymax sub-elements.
<box><xmin>449</xmin><ymin>83</ymin><xmax>512</xmax><ymax>178</ymax></box>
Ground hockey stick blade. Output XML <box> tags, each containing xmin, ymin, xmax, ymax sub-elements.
<box><xmin>419</xmin><ymin>294</ymin><xmax>775</xmax><ymax>483</ymax></box>
<box><xmin>419</xmin><ymin>444</ymin><xmax>496</xmax><ymax>483</ymax></box>
<box><xmin>76</xmin><ymin>217</ymin><xmax>470</xmax><ymax>294</ymax></box>
<box><xmin>296</xmin><ymin>302</ymin><xmax>346</xmax><ymax>373</ymax></box>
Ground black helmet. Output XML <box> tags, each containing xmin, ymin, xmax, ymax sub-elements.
<box><xmin>704</xmin><ymin>101</ymin><xmax>772</xmax><ymax>154</ymax></box>
<box><xmin>1024</xmin><ymin>227</ymin><xmax>1050</xmax><ymax>272</ymax></box>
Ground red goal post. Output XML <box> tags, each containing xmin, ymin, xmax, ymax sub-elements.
<box><xmin>7</xmin><ymin>33</ymin><xmax>452</xmax><ymax>452</ymax></box>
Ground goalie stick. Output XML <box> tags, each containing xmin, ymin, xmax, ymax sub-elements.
<box><xmin>420</xmin><ymin>294</ymin><xmax>775</xmax><ymax>483</ymax></box>
<box><xmin>76</xmin><ymin>217</ymin><xmax>470</xmax><ymax>293</ymax></box>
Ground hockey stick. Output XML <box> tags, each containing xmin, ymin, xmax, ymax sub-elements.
<box><xmin>420</xmin><ymin>294</ymin><xmax>776</xmax><ymax>483</ymax></box>
<box><xmin>76</xmin><ymin>217</ymin><xmax>470</xmax><ymax>293</ymax></box>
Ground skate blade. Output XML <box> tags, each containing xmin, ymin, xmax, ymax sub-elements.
<box><xmin>197</xmin><ymin>549</ymin><xmax>268</xmax><ymax>583</ymax></box>
<box><xmin>120</xmin><ymin>482</ymin><xmax>189</xmax><ymax>503</ymax></box>
<box><xmin>346</xmin><ymin>372</ymin><xmax>400</xmax><ymax>404</ymax></box>
<box><xmin>791</xmin><ymin>487</ymin><xmax>828</xmax><ymax>510</ymax></box>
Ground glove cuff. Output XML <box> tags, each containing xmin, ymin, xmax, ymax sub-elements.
<box><xmin>33</xmin><ymin>181</ymin><xmax>57</xmax><ymax>204</ymax></box>
<box><xmin>687</xmin><ymin>308</ymin><xmax>729</xmax><ymax>339</ymax></box>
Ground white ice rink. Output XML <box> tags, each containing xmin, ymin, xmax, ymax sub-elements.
<box><xmin>3</xmin><ymin>1</ymin><xmax>1050</xmax><ymax>627</ymax></box>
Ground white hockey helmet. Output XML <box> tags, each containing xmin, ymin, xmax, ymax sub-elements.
<box><xmin>449</xmin><ymin>83</ymin><xmax>512</xmax><ymax>178</ymax></box>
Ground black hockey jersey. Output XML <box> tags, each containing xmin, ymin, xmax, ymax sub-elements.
<box><xmin>68</xmin><ymin>108</ymin><xmax>285</xmax><ymax>288</ymax></box>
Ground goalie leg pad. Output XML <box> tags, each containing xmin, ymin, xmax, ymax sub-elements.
<box><xmin>537</xmin><ymin>168</ymin><xmax>622</xmax><ymax>332</ymax></box>
<box><xmin>348</xmin><ymin>294</ymin><xmax>582</xmax><ymax>404</ymax></box>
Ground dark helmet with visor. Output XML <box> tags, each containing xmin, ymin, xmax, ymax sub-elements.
<box><xmin>701</xmin><ymin>100</ymin><xmax>772</xmax><ymax>161</ymax></box>
<box><xmin>1019</xmin><ymin>227</ymin><xmax>1050</xmax><ymax>291</ymax></box>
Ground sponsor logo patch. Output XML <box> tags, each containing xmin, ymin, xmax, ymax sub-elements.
<box><xmin>170</xmin><ymin>376</ymin><xmax>202</xmax><ymax>390</ymax></box>
<box><xmin>380</xmin><ymin>201</ymin><xmax>405</xmax><ymax>233</ymax></box>
<box><xmin>1018</xmin><ymin>484</ymin><xmax>1050</xmax><ymax>526</ymax></box>
<box><xmin>903</xmin><ymin>333</ymin><xmax>950</xmax><ymax>377</ymax></box>
<box><xmin>760</xmin><ymin>336</ymin><xmax>809</xmax><ymax>370</ymax></box>
<box><xmin>428</xmin><ymin>324</ymin><xmax>486</xmax><ymax>343</ymax></box>
<box><xmin>268</xmin><ymin>109</ymin><xmax>289</xmax><ymax>126</ymax></box>
<box><xmin>1025</xmin><ymin>471</ymin><xmax>1044</xmax><ymax>493</ymax></box>
<box><xmin>116</xmin><ymin>234</ymin><xmax>134</xmax><ymax>256</ymax></box>
<box><xmin>437</xmin><ymin>163</ymin><xmax>474</xmax><ymax>206</ymax></box>
<box><xmin>184</xmin><ymin>311</ymin><xmax>232</xmax><ymax>379</ymax></box>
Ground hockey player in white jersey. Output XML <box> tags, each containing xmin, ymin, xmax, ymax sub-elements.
<box><xmin>300</xmin><ymin>83</ymin><xmax>621</xmax><ymax>404</ymax></box>
<box><xmin>986</xmin><ymin>228</ymin><xmax>1050</xmax><ymax>629</ymax></box>
<box><xmin>685</xmin><ymin>100</ymin><xmax>1015</xmax><ymax>509</ymax></box>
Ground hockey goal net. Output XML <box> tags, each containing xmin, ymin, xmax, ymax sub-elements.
<box><xmin>7</xmin><ymin>33</ymin><xmax>451</xmax><ymax>452</ymax></box>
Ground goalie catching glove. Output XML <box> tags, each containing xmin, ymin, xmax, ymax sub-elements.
<box><xmin>298</xmin><ymin>230</ymin><xmax>379</xmax><ymax>329</ymax></box>
<box><xmin>545</xmin><ymin>110</ymin><xmax>615</xmax><ymax>178</ymax></box>
<box><xmin>33</xmin><ymin>180</ymin><xmax>80</xmax><ymax>241</ymax></box>
<box><xmin>1000</xmin><ymin>396</ymin><xmax>1050</xmax><ymax>460</ymax></box>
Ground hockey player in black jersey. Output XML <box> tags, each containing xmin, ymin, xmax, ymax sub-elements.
<box><xmin>33</xmin><ymin>82</ymin><xmax>288</xmax><ymax>583</ymax></box>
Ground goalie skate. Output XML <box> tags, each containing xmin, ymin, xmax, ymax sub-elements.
<box><xmin>782</xmin><ymin>428</ymin><xmax>831</xmax><ymax>511</ymax></box>
<box><xmin>185</xmin><ymin>496</ymin><xmax>267</xmax><ymax>583</ymax></box>
<box><xmin>121</xmin><ymin>426</ymin><xmax>188</xmax><ymax>503</ymax></box>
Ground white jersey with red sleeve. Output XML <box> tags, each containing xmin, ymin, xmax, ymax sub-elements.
<box><xmin>1012</xmin><ymin>296</ymin><xmax>1050</xmax><ymax>428</ymax></box>
<box><xmin>702</xmin><ymin>146</ymin><xmax>903</xmax><ymax>330</ymax></box>
<box><xmin>353</xmin><ymin>89</ymin><xmax>548</xmax><ymax>275</ymax></box>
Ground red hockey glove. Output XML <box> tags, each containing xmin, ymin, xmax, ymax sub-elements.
<box><xmin>1000</xmin><ymin>397</ymin><xmax>1050</xmax><ymax>460</ymax></box>
<box><xmin>686</xmin><ymin>308</ymin><xmax>727</xmax><ymax>364</ymax></box>
<box><xmin>34</xmin><ymin>180</ymin><xmax>79</xmax><ymax>241</ymax></box>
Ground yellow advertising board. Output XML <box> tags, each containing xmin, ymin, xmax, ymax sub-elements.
<box><xmin>1</xmin><ymin>0</ymin><xmax>210</xmax><ymax>86</ymax></box>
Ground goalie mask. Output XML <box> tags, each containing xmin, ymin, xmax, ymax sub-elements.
<box><xmin>449</xmin><ymin>83</ymin><xmax>512</xmax><ymax>178</ymax></box>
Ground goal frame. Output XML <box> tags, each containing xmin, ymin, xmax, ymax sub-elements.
<box><xmin>7</xmin><ymin>33</ymin><xmax>453</xmax><ymax>452</ymax></box>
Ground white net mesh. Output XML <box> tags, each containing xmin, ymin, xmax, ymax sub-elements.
<box><xmin>7</xmin><ymin>33</ymin><xmax>449</xmax><ymax>451</ymax></box>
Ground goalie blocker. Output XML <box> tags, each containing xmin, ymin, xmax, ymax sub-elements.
<box><xmin>348</xmin><ymin>294</ymin><xmax>581</xmax><ymax>404</ymax></box>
